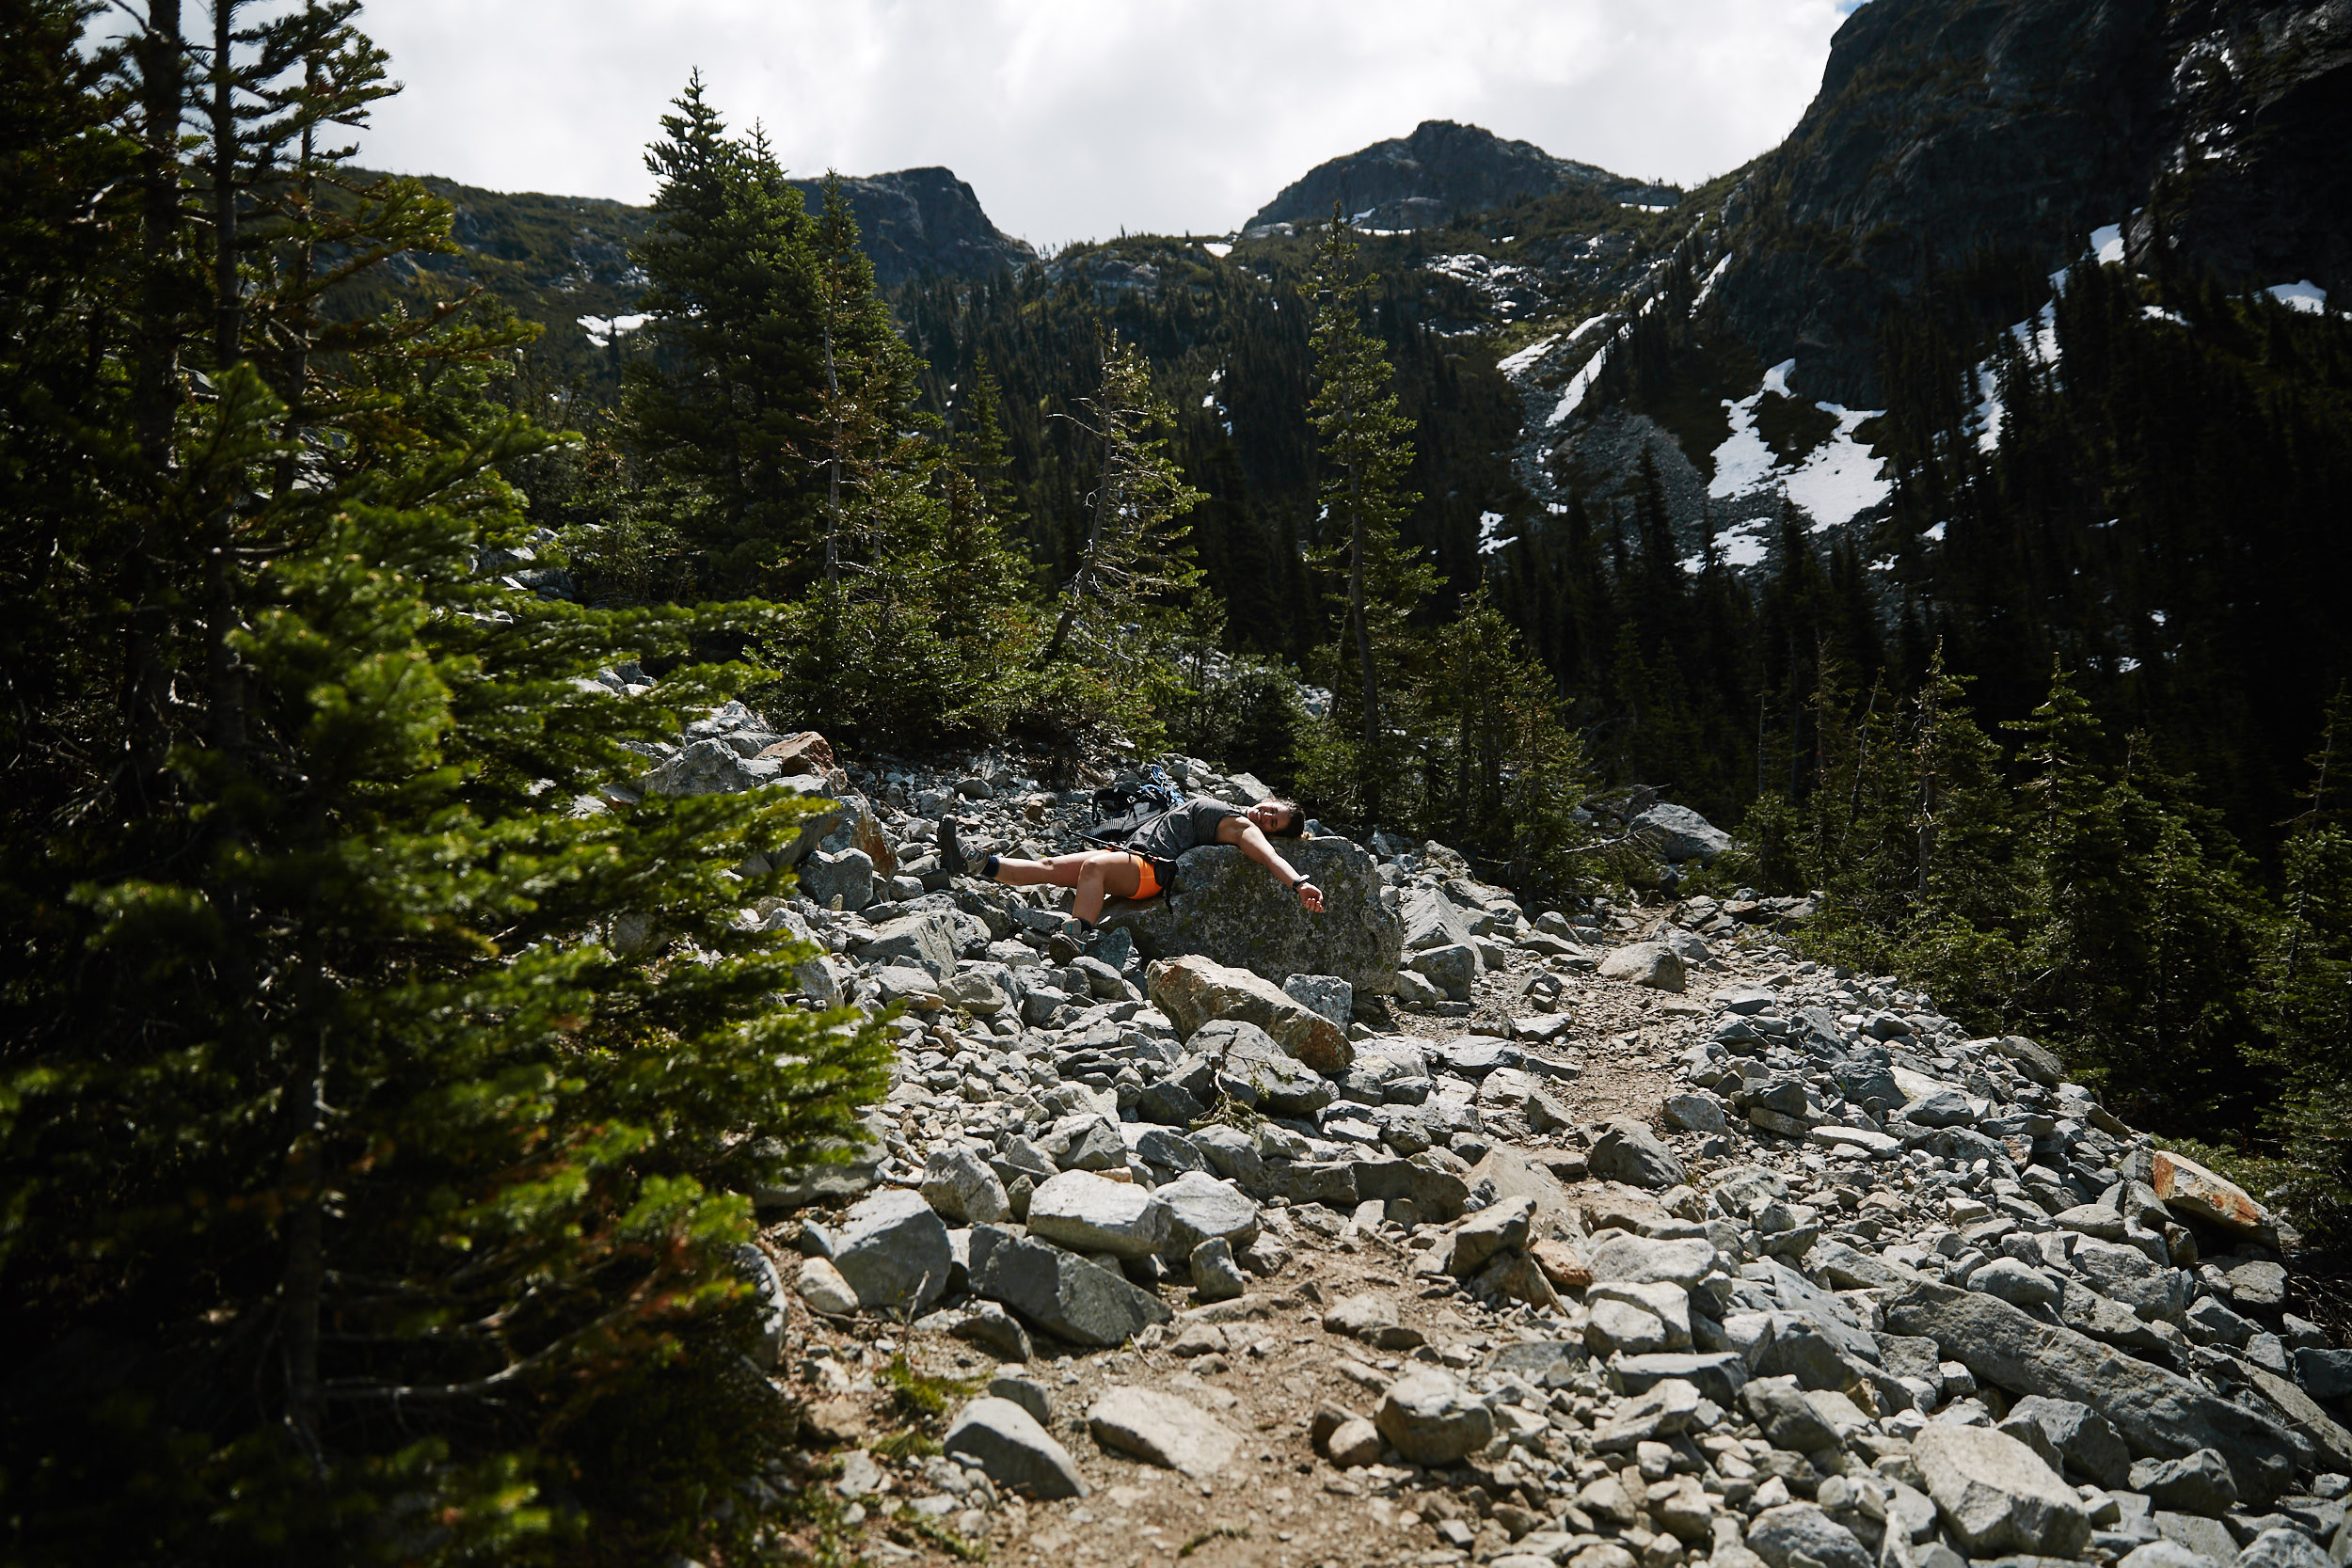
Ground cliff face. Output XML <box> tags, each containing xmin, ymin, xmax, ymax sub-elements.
<box><xmin>1713</xmin><ymin>0</ymin><xmax>2352</xmax><ymax>403</ymax></box>
<box><xmin>1245</xmin><ymin>119</ymin><xmax>1675</xmax><ymax>233</ymax></box>
<box><xmin>787</xmin><ymin>167</ymin><xmax>1037</xmax><ymax>288</ymax></box>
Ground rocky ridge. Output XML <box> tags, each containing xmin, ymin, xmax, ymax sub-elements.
<box><xmin>612</xmin><ymin>689</ymin><xmax>2352</xmax><ymax>1568</ymax></box>
<box><xmin>1247</xmin><ymin>120</ymin><xmax>1678</xmax><ymax>236</ymax></box>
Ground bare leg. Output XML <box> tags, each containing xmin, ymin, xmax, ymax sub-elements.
<box><xmin>987</xmin><ymin>850</ymin><xmax>1139</xmax><ymax>926</ymax></box>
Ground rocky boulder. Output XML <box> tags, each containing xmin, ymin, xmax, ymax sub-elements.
<box><xmin>1634</xmin><ymin>803</ymin><xmax>1733</xmax><ymax>863</ymax></box>
<box><xmin>830</xmin><ymin>1189</ymin><xmax>954</xmax><ymax>1315</ymax></box>
<box><xmin>1025</xmin><ymin>1171</ymin><xmax>1171</xmax><ymax>1259</ymax></box>
<box><xmin>1147</xmin><ymin>956</ymin><xmax>1353</xmax><ymax>1072</ymax></box>
<box><xmin>1103</xmin><ymin>838</ymin><xmax>1402</xmax><ymax>997</ymax></box>
<box><xmin>943</xmin><ymin>1397</ymin><xmax>1087</xmax><ymax>1499</ymax></box>
<box><xmin>1598</xmin><ymin>942</ymin><xmax>1685</xmax><ymax>992</ymax></box>
<box><xmin>968</xmin><ymin>1227</ymin><xmax>1172</xmax><ymax>1347</ymax></box>
<box><xmin>1086</xmin><ymin>1386</ymin><xmax>1241</xmax><ymax>1479</ymax></box>
<box><xmin>1375</xmin><ymin>1369</ymin><xmax>1495</xmax><ymax>1465</ymax></box>
<box><xmin>1196</xmin><ymin>1019</ymin><xmax>1336</xmax><ymax>1115</ymax></box>
<box><xmin>1914</xmin><ymin>1423</ymin><xmax>2092</xmax><ymax>1558</ymax></box>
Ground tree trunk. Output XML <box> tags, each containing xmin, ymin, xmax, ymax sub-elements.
<box><xmin>1350</xmin><ymin>483</ymin><xmax>1379</xmax><ymax>823</ymax></box>
<box><xmin>1042</xmin><ymin>410</ymin><xmax>1118</xmax><ymax>664</ymax></box>
<box><xmin>210</xmin><ymin>0</ymin><xmax>239</xmax><ymax>368</ymax></box>
<box><xmin>282</xmin><ymin>1023</ymin><xmax>327</xmax><ymax>1469</ymax></box>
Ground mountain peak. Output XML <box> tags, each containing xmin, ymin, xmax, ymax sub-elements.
<box><xmin>786</xmin><ymin>166</ymin><xmax>1036</xmax><ymax>287</ymax></box>
<box><xmin>1246</xmin><ymin>119</ymin><xmax>1674</xmax><ymax>233</ymax></box>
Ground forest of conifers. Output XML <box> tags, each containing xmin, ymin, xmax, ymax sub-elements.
<box><xmin>3</xmin><ymin>0</ymin><xmax>2350</xmax><ymax>1560</ymax></box>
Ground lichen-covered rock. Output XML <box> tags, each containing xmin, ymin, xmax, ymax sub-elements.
<box><xmin>1102</xmin><ymin>837</ymin><xmax>1402</xmax><ymax>996</ymax></box>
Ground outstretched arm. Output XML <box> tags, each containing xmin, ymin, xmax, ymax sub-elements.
<box><xmin>1221</xmin><ymin>817</ymin><xmax>1326</xmax><ymax>912</ymax></box>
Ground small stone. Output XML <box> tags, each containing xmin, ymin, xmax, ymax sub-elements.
<box><xmin>1375</xmin><ymin>1369</ymin><xmax>1495</xmax><ymax>1465</ymax></box>
<box><xmin>2233</xmin><ymin>1527</ymin><xmax>2331</xmax><ymax>1568</ymax></box>
<box><xmin>1589</xmin><ymin>1118</ymin><xmax>1689</xmax><ymax>1189</ymax></box>
<box><xmin>943</xmin><ymin>1396</ymin><xmax>1087</xmax><ymax>1500</ymax></box>
<box><xmin>1972</xmin><ymin>1258</ymin><xmax>2061</xmax><ymax>1307</ymax></box>
<box><xmin>2131</xmin><ymin>1449</ymin><xmax>2240</xmax><ymax>1517</ymax></box>
<box><xmin>1323</xmin><ymin>1292</ymin><xmax>1399</xmax><ymax>1340</ymax></box>
<box><xmin>1189</xmin><ymin>1237</ymin><xmax>1247</xmax><ymax>1303</ymax></box>
<box><xmin>2121</xmin><ymin>1543</ymin><xmax>2219</xmax><ymax>1568</ymax></box>
<box><xmin>1745</xmin><ymin>1502</ymin><xmax>1873</xmax><ymax>1568</ymax></box>
<box><xmin>796</xmin><ymin>1255</ymin><xmax>860</xmax><ymax>1317</ymax></box>
<box><xmin>1087</xmin><ymin>1385</ymin><xmax>1242</xmax><ymax>1478</ymax></box>
<box><xmin>1327</xmin><ymin>1417</ymin><xmax>1382</xmax><ymax>1467</ymax></box>
<box><xmin>986</xmin><ymin>1373</ymin><xmax>1051</xmax><ymax>1425</ymax></box>
<box><xmin>920</xmin><ymin>1145</ymin><xmax>1012</xmax><ymax>1226</ymax></box>
<box><xmin>1662</xmin><ymin>1093</ymin><xmax>1725</xmax><ymax>1133</ymax></box>
<box><xmin>948</xmin><ymin>1302</ymin><xmax>1032</xmax><ymax>1363</ymax></box>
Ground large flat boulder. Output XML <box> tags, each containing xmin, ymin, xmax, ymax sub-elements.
<box><xmin>1147</xmin><ymin>956</ymin><xmax>1353</xmax><ymax>1071</ymax></box>
<box><xmin>1103</xmin><ymin>838</ymin><xmax>1402</xmax><ymax>996</ymax></box>
<box><xmin>1913</xmin><ymin>1423</ymin><xmax>2091</xmax><ymax>1558</ymax></box>
<box><xmin>944</xmin><ymin>1397</ymin><xmax>1087</xmax><ymax>1499</ymax></box>
<box><xmin>1883</xmin><ymin>1279</ymin><xmax>2299</xmax><ymax>1503</ymax></box>
<box><xmin>968</xmin><ymin>1226</ymin><xmax>1172</xmax><ymax>1347</ymax></box>
<box><xmin>1086</xmin><ymin>1386</ymin><xmax>1241</xmax><ymax>1479</ymax></box>
<box><xmin>831</xmin><ymin>1189</ymin><xmax>953</xmax><ymax>1315</ymax></box>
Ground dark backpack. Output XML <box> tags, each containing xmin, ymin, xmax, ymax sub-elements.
<box><xmin>1087</xmin><ymin>767</ymin><xmax>1184</xmax><ymax>847</ymax></box>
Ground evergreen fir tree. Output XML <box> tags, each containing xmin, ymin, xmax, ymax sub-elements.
<box><xmin>0</xmin><ymin>17</ymin><xmax>890</xmax><ymax>1560</ymax></box>
<box><xmin>1301</xmin><ymin>211</ymin><xmax>1437</xmax><ymax>828</ymax></box>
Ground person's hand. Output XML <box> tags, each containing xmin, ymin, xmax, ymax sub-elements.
<box><xmin>1297</xmin><ymin>880</ymin><xmax>1325</xmax><ymax>913</ymax></box>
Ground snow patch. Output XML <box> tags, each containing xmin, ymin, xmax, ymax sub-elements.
<box><xmin>1708</xmin><ymin>358</ymin><xmax>1890</xmax><ymax>531</ymax></box>
<box><xmin>1496</xmin><ymin>335</ymin><xmax>1558</xmax><ymax>378</ymax></box>
<box><xmin>2091</xmin><ymin>225</ymin><xmax>2125</xmax><ymax>264</ymax></box>
<box><xmin>1546</xmin><ymin>341</ymin><xmax>1612</xmax><ymax>427</ymax></box>
<box><xmin>579</xmin><ymin>312</ymin><xmax>649</xmax><ymax>347</ymax></box>
<box><xmin>1475</xmin><ymin>511</ymin><xmax>1519</xmax><ymax>556</ymax></box>
<box><xmin>1200</xmin><ymin>242</ymin><xmax>1232</xmax><ymax>258</ymax></box>
<box><xmin>2267</xmin><ymin>280</ymin><xmax>2328</xmax><ymax>314</ymax></box>
<box><xmin>1692</xmin><ymin>253</ymin><xmax>1733</xmax><ymax>310</ymax></box>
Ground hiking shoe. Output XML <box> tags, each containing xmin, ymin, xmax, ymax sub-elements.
<box><xmin>1047</xmin><ymin>929</ymin><xmax>1083</xmax><ymax>965</ymax></box>
<box><xmin>939</xmin><ymin>816</ymin><xmax>969</xmax><ymax>877</ymax></box>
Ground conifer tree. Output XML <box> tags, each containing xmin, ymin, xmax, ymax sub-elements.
<box><xmin>1038</xmin><ymin>332</ymin><xmax>1206</xmax><ymax>738</ymax></box>
<box><xmin>1302</xmin><ymin>210</ymin><xmax>1437</xmax><ymax>827</ymax></box>
<box><xmin>0</xmin><ymin>16</ymin><xmax>890</xmax><ymax>1560</ymax></box>
<box><xmin>624</xmin><ymin>75</ymin><xmax>822</xmax><ymax>594</ymax></box>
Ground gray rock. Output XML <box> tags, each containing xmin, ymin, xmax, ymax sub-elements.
<box><xmin>797</xmin><ymin>847</ymin><xmax>874</xmax><ymax>911</ymax></box>
<box><xmin>988</xmin><ymin>1373</ymin><xmax>1052</xmax><ymax>1425</ymax></box>
<box><xmin>1991</xmin><ymin>1033</ymin><xmax>2066</xmax><ymax>1086</ymax></box>
<box><xmin>1087</xmin><ymin>1386</ymin><xmax>1242</xmax><ymax>1479</ymax></box>
<box><xmin>1408</xmin><ymin>942</ymin><xmax>1478</xmax><ymax>1002</ymax></box>
<box><xmin>1282</xmin><ymin>974</ymin><xmax>1354</xmax><ymax>1028</ymax></box>
<box><xmin>795</xmin><ymin>1256</ymin><xmax>860</xmax><ymax>1317</ymax></box>
<box><xmin>920</xmin><ymin>1145</ymin><xmax>1012</xmax><ymax>1226</ymax></box>
<box><xmin>832</xmin><ymin>1188</ymin><xmax>953</xmax><ymax>1314</ymax></box>
<box><xmin>943</xmin><ymin>1397</ymin><xmax>1087</xmax><ymax>1499</ymax></box>
<box><xmin>1398</xmin><ymin>885</ymin><xmax>1479</xmax><ymax>954</ymax></box>
<box><xmin>2296</xmin><ymin>1348</ymin><xmax>2352</xmax><ymax>1401</ymax></box>
<box><xmin>1974</xmin><ymin>1258</ymin><xmax>2062</xmax><ymax>1307</ymax></box>
<box><xmin>948</xmin><ymin>1301</ymin><xmax>1033</xmax><ymax>1363</ymax></box>
<box><xmin>1746</xmin><ymin>1502</ymin><xmax>1873</xmax><ymax>1568</ymax></box>
<box><xmin>2123</xmin><ymin>1543</ymin><xmax>2224</xmax><ymax>1568</ymax></box>
<box><xmin>2229</xmin><ymin>1260</ymin><xmax>2291</xmax><ymax>1311</ymax></box>
<box><xmin>1197</xmin><ymin>1019</ymin><xmax>1337</xmax><ymax>1115</ymax></box>
<box><xmin>1588</xmin><ymin>1118</ymin><xmax>1689</xmax><ymax>1189</ymax></box>
<box><xmin>2004</xmin><ymin>1394</ymin><xmax>2132</xmax><ymax>1488</ymax></box>
<box><xmin>1613</xmin><ymin>1352</ymin><xmax>1750</xmax><ymax>1405</ymax></box>
<box><xmin>1741</xmin><ymin>1376</ymin><xmax>1841</xmax><ymax>1450</ymax></box>
<box><xmin>2132</xmin><ymin>1449</ymin><xmax>2241</xmax><ymax>1517</ymax></box>
<box><xmin>1883</xmin><ymin>1279</ymin><xmax>2299</xmax><ymax>1504</ymax></box>
<box><xmin>1100</xmin><ymin>837</ymin><xmax>1403</xmax><ymax>996</ymax></box>
<box><xmin>1914</xmin><ymin>1422</ymin><xmax>2091</xmax><ymax>1557</ymax></box>
<box><xmin>752</xmin><ymin>1130</ymin><xmax>884</xmax><ymax>1209</ymax></box>
<box><xmin>1155</xmin><ymin>1170</ymin><xmax>1261</xmax><ymax>1256</ymax></box>
<box><xmin>1189</xmin><ymin>1237</ymin><xmax>1247</xmax><ymax>1303</ymax></box>
<box><xmin>1592</xmin><ymin>1376</ymin><xmax>1704</xmax><ymax>1451</ymax></box>
<box><xmin>851</xmin><ymin>911</ymin><xmax>962</xmax><ymax>974</ymax></box>
<box><xmin>1905</xmin><ymin>1087</ymin><xmax>1978</xmax><ymax>1128</ymax></box>
<box><xmin>1134</xmin><ymin>1126</ymin><xmax>1207</xmax><ymax>1177</ymax></box>
<box><xmin>1135</xmin><ymin>1078</ymin><xmax>1207</xmax><ymax>1126</ymax></box>
<box><xmin>2160</xmin><ymin>1513</ymin><xmax>2244</xmax><ymax>1563</ymax></box>
<box><xmin>1663</xmin><ymin>1093</ymin><xmax>1726</xmax><ymax>1133</ymax></box>
<box><xmin>1587</xmin><ymin>1234</ymin><xmax>1717</xmax><ymax>1289</ymax></box>
<box><xmin>1635</xmin><ymin>803</ymin><xmax>1733</xmax><ymax>863</ymax></box>
<box><xmin>1597</xmin><ymin>942</ymin><xmax>1685</xmax><ymax>992</ymax></box>
<box><xmin>2235</xmin><ymin>1528</ymin><xmax>2332</xmax><ymax>1568</ymax></box>
<box><xmin>1375</xmin><ymin>1368</ymin><xmax>1496</xmax><ymax>1465</ymax></box>
<box><xmin>967</xmin><ymin>1226</ymin><xmax>1172</xmax><ymax>1347</ymax></box>
<box><xmin>1025</xmin><ymin>1171</ymin><xmax>1170</xmax><ymax>1259</ymax></box>
<box><xmin>730</xmin><ymin>1243</ymin><xmax>788</xmax><ymax>1366</ymax></box>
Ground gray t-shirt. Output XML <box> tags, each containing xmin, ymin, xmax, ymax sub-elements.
<box><xmin>1125</xmin><ymin>798</ymin><xmax>1242</xmax><ymax>862</ymax></box>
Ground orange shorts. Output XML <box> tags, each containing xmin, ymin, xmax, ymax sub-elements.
<box><xmin>1128</xmin><ymin>854</ymin><xmax>1162</xmax><ymax>899</ymax></box>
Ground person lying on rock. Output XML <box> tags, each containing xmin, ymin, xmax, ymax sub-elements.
<box><xmin>941</xmin><ymin>798</ymin><xmax>1325</xmax><ymax>958</ymax></box>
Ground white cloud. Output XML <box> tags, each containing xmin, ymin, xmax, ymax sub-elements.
<box><xmin>355</xmin><ymin>0</ymin><xmax>1853</xmax><ymax>245</ymax></box>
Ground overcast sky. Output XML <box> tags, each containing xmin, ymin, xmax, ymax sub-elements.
<box><xmin>355</xmin><ymin>0</ymin><xmax>1864</xmax><ymax>247</ymax></box>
